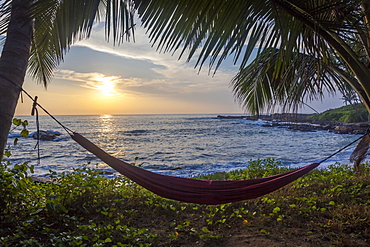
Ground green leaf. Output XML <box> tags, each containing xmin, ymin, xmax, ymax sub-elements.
<box><xmin>20</xmin><ymin>129</ymin><xmax>29</xmax><ymax>138</ymax></box>
<box><xmin>59</xmin><ymin>204</ymin><xmax>69</xmax><ymax>213</ymax></box>
<box><xmin>272</xmin><ymin>207</ymin><xmax>281</xmax><ymax>214</ymax></box>
<box><xmin>4</xmin><ymin>150</ymin><xmax>11</xmax><ymax>158</ymax></box>
<box><xmin>12</xmin><ymin>118</ymin><xmax>21</xmax><ymax>126</ymax></box>
<box><xmin>201</xmin><ymin>226</ymin><xmax>211</xmax><ymax>233</ymax></box>
<box><xmin>29</xmin><ymin>165</ymin><xmax>34</xmax><ymax>173</ymax></box>
<box><xmin>260</xmin><ymin>229</ymin><xmax>270</xmax><ymax>235</ymax></box>
<box><xmin>30</xmin><ymin>207</ymin><xmax>44</xmax><ymax>215</ymax></box>
<box><xmin>22</xmin><ymin>120</ymin><xmax>29</xmax><ymax>127</ymax></box>
<box><xmin>46</xmin><ymin>202</ymin><xmax>56</xmax><ymax>211</ymax></box>
<box><xmin>13</xmin><ymin>137</ymin><xmax>18</xmax><ymax>146</ymax></box>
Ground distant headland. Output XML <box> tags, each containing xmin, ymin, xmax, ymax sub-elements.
<box><xmin>218</xmin><ymin>104</ymin><xmax>370</xmax><ymax>134</ymax></box>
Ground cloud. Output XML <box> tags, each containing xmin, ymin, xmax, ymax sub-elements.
<box><xmin>54</xmin><ymin>70</ymin><xmax>122</xmax><ymax>96</ymax></box>
<box><xmin>73</xmin><ymin>23</ymin><xmax>240</xmax><ymax>90</ymax></box>
<box><xmin>54</xmin><ymin>64</ymin><xmax>235</xmax><ymax>99</ymax></box>
<box><xmin>55</xmin><ymin>22</ymin><xmax>240</xmax><ymax>99</ymax></box>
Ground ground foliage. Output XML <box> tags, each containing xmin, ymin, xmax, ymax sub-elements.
<box><xmin>0</xmin><ymin>157</ymin><xmax>369</xmax><ymax>246</ymax></box>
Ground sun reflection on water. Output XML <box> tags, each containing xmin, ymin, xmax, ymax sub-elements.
<box><xmin>99</xmin><ymin>115</ymin><xmax>113</xmax><ymax>133</ymax></box>
<box><xmin>96</xmin><ymin>115</ymin><xmax>125</xmax><ymax>157</ymax></box>
<box><xmin>100</xmin><ymin>114</ymin><xmax>112</xmax><ymax>119</ymax></box>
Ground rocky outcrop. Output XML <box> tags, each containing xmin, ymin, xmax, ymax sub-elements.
<box><xmin>217</xmin><ymin>115</ymin><xmax>247</xmax><ymax>119</ymax></box>
<box><xmin>261</xmin><ymin>121</ymin><xmax>370</xmax><ymax>134</ymax></box>
<box><xmin>218</xmin><ymin>114</ymin><xmax>370</xmax><ymax>134</ymax></box>
<box><xmin>31</xmin><ymin>130</ymin><xmax>61</xmax><ymax>141</ymax></box>
<box><xmin>332</xmin><ymin>123</ymin><xmax>370</xmax><ymax>134</ymax></box>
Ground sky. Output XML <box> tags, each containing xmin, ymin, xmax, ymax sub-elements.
<box><xmin>14</xmin><ymin>23</ymin><xmax>344</xmax><ymax>116</ymax></box>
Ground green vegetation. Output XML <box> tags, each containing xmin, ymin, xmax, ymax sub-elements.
<box><xmin>308</xmin><ymin>103</ymin><xmax>368</xmax><ymax>123</ymax></box>
<box><xmin>1</xmin><ymin>158</ymin><xmax>369</xmax><ymax>246</ymax></box>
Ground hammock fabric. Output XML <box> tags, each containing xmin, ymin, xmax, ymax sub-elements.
<box><xmin>72</xmin><ymin>132</ymin><xmax>320</xmax><ymax>205</ymax></box>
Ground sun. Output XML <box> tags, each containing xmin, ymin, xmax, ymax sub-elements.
<box><xmin>96</xmin><ymin>77</ymin><xmax>118</xmax><ymax>97</ymax></box>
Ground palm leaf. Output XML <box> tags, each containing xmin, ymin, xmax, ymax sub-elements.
<box><xmin>231</xmin><ymin>48</ymin><xmax>354</xmax><ymax>114</ymax></box>
<box><xmin>0</xmin><ymin>0</ymin><xmax>11</xmax><ymax>37</ymax></box>
<box><xmin>134</xmin><ymin>1</ymin><xmax>367</xmax><ymax>69</ymax></box>
<box><xmin>27</xmin><ymin>0</ymin><xmax>135</xmax><ymax>86</ymax></box>
<box><xmin>134</xmin><ymin>0</ymin><xmax>280</xmax><ymax>72</ymax></box>
<box><xmin>350</xmin><ymin>134</ymin><xmax>370</xmax><ymax>168</ymax></box>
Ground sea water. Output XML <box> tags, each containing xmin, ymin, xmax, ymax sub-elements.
<box><xmin>6</xmin><ymin>114</ymin><xmax>360</xmax><ymax>177</ymax></box>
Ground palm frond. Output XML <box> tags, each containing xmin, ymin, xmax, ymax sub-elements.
<box><xmin>28</xmin><ymin>0</ymin><xmax>135</xmax><ymax>86</ymax></box>
<box><xmin>0</xmin><ymin>0</ymin><xmax>11</xmax><ymax>37</ymax></box>
<box><xmin>350</xmin><ymin>134</ymin><xmax>370</xmax><ymax>168</ymax></box>
<box><xmin>231</xmin><ymin>48</ymin><xmax>354</xmax><ymax>114</ymax></box>
<box><xmin>134</xmin><ymin>0</ymin><xmax>281</xmax><ymax>72</ymax></box>
<box><xmin>103</xmin><ymin>0</ymin><xmax>136</xmax><ymax>44</ymax></box>
<box><xmin>134</xmin><ymin>0</ymin><xmax>368</xmax><ymax>73</ymax></box>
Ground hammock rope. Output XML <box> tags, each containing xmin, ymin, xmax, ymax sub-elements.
<box><xmin>4</xmin><ymin>77</ymin><xmax>369</xmax><ymax>204</ymax></box>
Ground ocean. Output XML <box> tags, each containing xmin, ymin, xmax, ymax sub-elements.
<box><xmin>6</xmin><ymin>114</ymin><xmax>360</xmax><ymax>178</ymax></box>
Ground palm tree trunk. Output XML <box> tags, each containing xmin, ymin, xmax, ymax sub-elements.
<box><xmin>0</xmin><ymin>0</ymin><xmax>32</xmax><ymax>160</ymax></box>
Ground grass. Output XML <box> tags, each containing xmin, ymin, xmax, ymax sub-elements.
<box><xmin>308</xmin><ymin>103</ymin><xmax>368</xmax><ymax>122</ymax></box>
<box><xmin>0</xmin><ymin>158</ymin><xmax>369</xmax><ymax>246</ymax></box>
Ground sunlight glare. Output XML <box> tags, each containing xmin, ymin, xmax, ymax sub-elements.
<box><xmin>100</xmin><ymin>114</ymin><xmax>112</xmax><ymax>119</ymax></box>
<box><xmin>96</xmin><ymin>77</ymin><xmax>118</xmax><ymax>97</ymax></box>
<box><xmin>99</xmin><ymin>114</ymin><xmax>113</xmax><ymax>133</ymax></box>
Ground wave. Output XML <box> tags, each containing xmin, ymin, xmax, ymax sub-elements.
<box><xmin>243</xmin><ymin>119</ymin><xmax>269</xmax><ymax>126</ymax></box>
<box><xmin>119</xmin><ymin>129</ymin><xmax>151</xmax><ymax>136</ymax></box>
<box><xmin>8</xmin><ymin>133</ymin><xmax>23</xmax><ymax>138</ymax></box>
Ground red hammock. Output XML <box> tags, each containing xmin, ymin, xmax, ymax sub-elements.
<box><xmin>71</xmin><ymin>132</ymin><xmax>319</xmax><ymax>205</ymax></box>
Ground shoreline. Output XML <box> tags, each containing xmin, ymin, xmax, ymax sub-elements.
<box><xmin>218</xmin><ymin>114</ymin><xmax>370</xmax><ymax>134</ymax></box>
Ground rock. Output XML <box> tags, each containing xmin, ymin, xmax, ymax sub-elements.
<box><xmin>334</xmin><ymin>126</ymin><xmax>351</xmax><ymax>134</ymax></box>
<box><xmin>170</xmin><ymin>167</ymin><xmax>183</xmax><ymax>170</ymax></box>
<box><xmin>31</xmin><ymin>176</ymin><xmax>53</xmax><ymax>183</ymax></box>
<box><xmin>355</xmin><ymin>123</ymin><xmax>370</xmax><ymax>128</ymax></box>
<box><xmin>353</xmin><ymin>129</ymin><xmax>365</xmax><ymax>134</ymax></box>
<box><xmin>294</xmin><ymin>124</ymin><xmax>316</xmax><ymax>132</ymax></box>
<box><xmin>32</xmin><ymin>130</ymin><xmax>60</xmax><ymax>141</ymax></box>
<box><xmin>217</xmin><ymin>115</ymin><xmax>247</xmax><ymax>119</ymax></box>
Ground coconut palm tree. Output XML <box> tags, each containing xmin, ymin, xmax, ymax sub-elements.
<box><xmin>132</xmin><ymin>0</ymin><xmax>370</xmax><ymax>166</ymax></box>
<box><xmin>340</xmin><ymin>89</ymin><xmax>366</xmax><ymax>122</ymax></box>
<box><xmin>0</xmin><ymin>0</ymin><xmax>135</xmax><ymax>160</ymax></box>
<box><xmin>0</xmin><ymin>0</ymin><xmax>32</xmax><ymax>160</ymax></box>
<box><xmin>2</xmin><ymin>0</ymin><xmax>370</xmax><ymax>165</ymax></box>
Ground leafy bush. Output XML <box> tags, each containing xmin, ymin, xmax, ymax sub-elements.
<box><xmin>0</xmin><ymin>158</ymin><xmax>369</xmax><ymax>246</ymax></box>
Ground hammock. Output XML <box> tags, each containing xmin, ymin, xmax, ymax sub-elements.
<box><xmin>71</xmin><ymin>132</ymin><xmax>320</xmax><ymax>205</ymax></box>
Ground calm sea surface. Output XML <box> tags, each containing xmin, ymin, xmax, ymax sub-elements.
<box><xmin>7</xmin><ymin>114</ymin><xmax>360</xmax><ymax>177</ymax></box>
